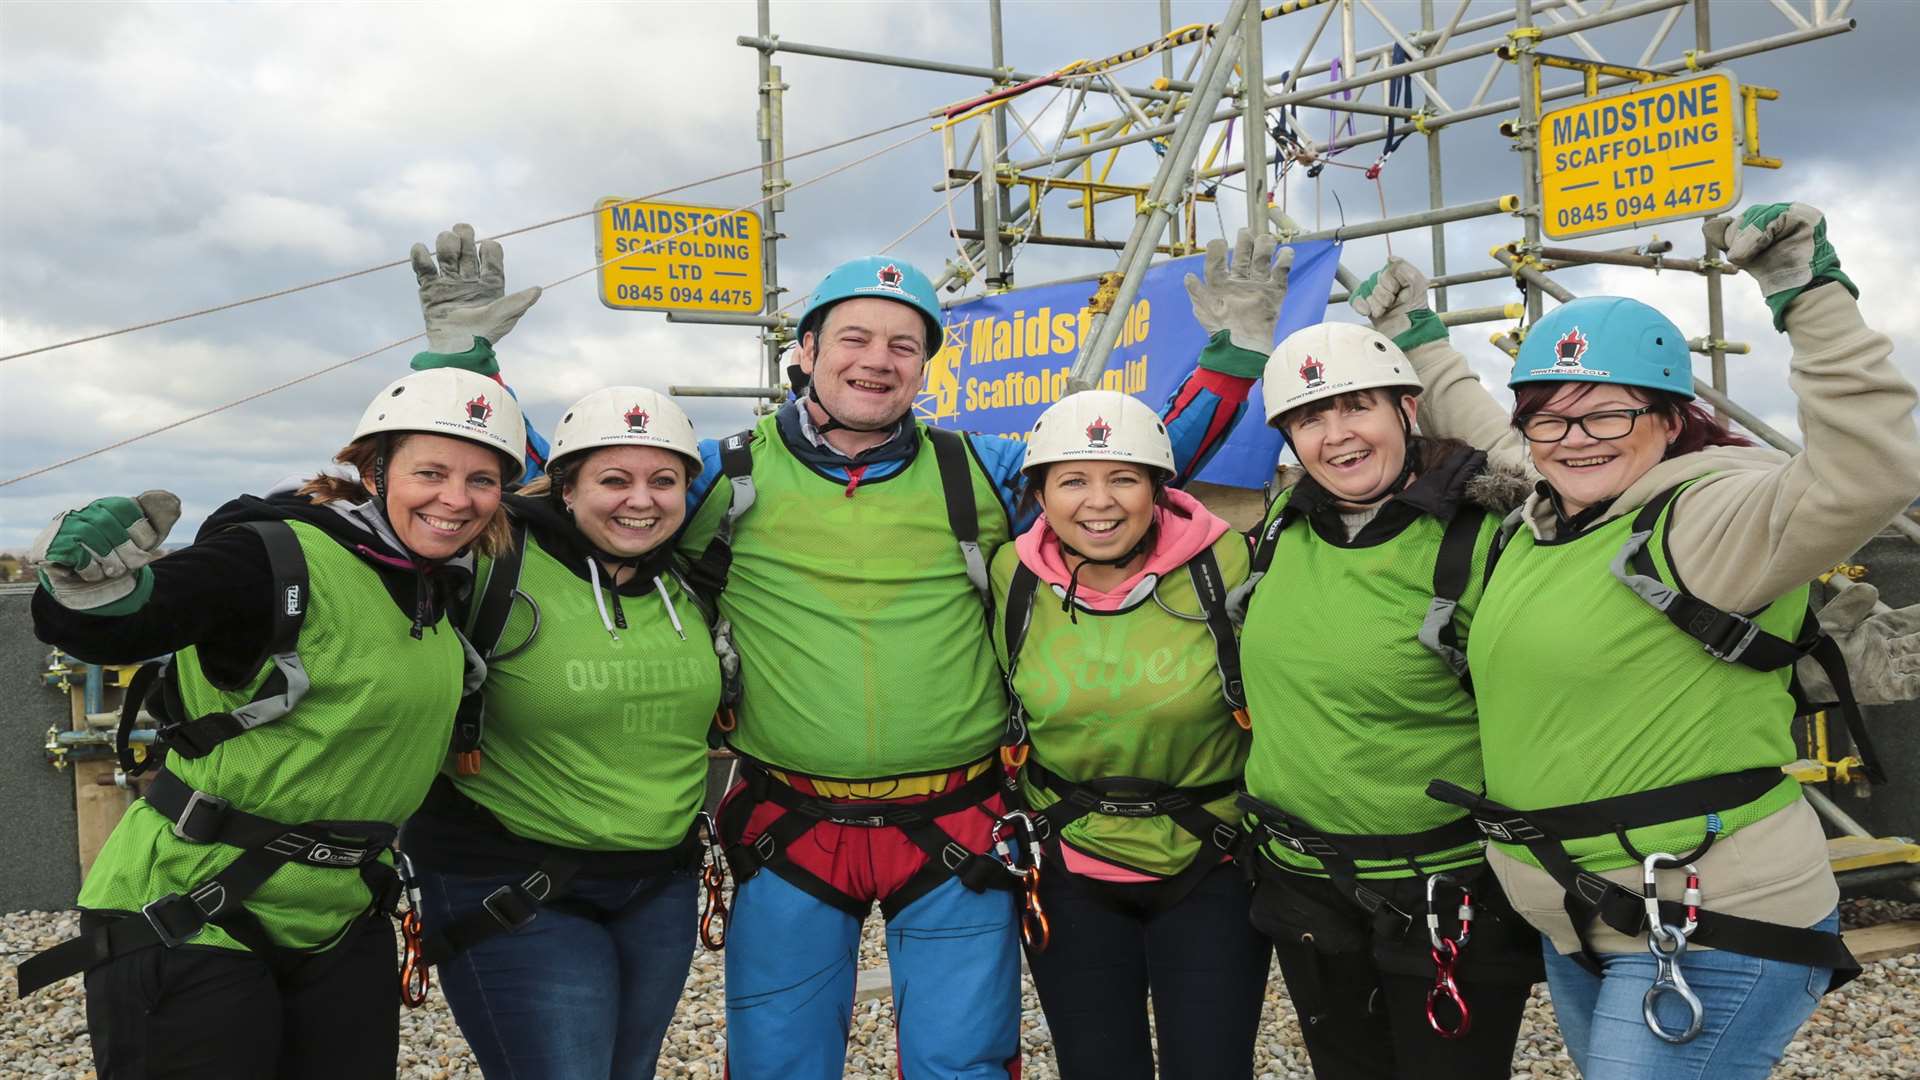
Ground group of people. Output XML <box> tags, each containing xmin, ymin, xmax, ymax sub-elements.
<box><xmin>20</xmin><ymin>200</ymin><xmax>1918</xmax><ymax>1080</ymax></box>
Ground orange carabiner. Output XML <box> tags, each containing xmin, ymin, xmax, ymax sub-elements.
<box><xmin>700</xmin><ymin>859</ymin><xmax>730</xmax><ymax>951</ymax></box>
<box><xmin>1019</xmin><ymin>863</ymin><xmax>1051</xmax><ymax>952</ymax></box>
<box><xmin>399</xmin><ymin>909</ymin><xmax>431</xmax><ymax>1007</ymax></box>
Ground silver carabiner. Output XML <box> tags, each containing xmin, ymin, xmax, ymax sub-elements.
<box><xmin>1643</xmin><ymin>922</ymin><xmax>1705</xmax><ymax>1043</ymax></box>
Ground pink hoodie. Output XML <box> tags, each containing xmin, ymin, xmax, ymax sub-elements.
<box><xmin>1012</xmin><ymin>486</ymin><xmax>1238</xmax><ymax>881</ymax></box>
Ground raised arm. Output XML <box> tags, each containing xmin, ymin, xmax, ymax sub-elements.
<box><xmin>407</xmin><ymin>223</ymin><xmax>549</xmax><ymax>482</ymax></box>
<box><xmin>1666</xmin><ymin>204</ymin><xmax>1920</xmax><ymax>611</ymax></box>
<box><xmin>1350</xmin><ymin>258</ymin><xmax>1531</xmax><ymax>475</ymax></box>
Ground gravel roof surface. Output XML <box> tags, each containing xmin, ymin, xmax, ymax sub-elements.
<box><xmin>4</xmin><ymin>898</ymin><xmax>1916</xmax><ymax>1078</ymax></box>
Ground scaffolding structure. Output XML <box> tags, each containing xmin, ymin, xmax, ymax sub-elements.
<box><xmin>707</xmin><ymin>1</ymin><xmax>1866</xmax><ymax>442</ymax></box>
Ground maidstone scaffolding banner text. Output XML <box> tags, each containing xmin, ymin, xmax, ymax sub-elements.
<box><xmin>918</xmin><ymin>240</ymin><xmax>1342</xmax><ymax>489</ymax></box>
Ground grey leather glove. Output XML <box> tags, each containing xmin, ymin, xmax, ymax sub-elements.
<box><xmin>29</xmin><ymin>490</ymin><xmax>181</xmax><ymax>613</ymax></box>
<box><xmin>1350</xmin><ymin>257</ymin><xmax>1447</xmax><ymax>352</ymax></box>
<box><xmin>1796</xmin><ymin>575</ymin><xmax>1920</xmax><ymax>706</ymax></box>
<box><xmin>410</xmin><ymin>223</ymin><xmax>543</xmax><ymax>357</ymax></box>
<box><xmin>1183</xmin><ymin>228</ymin><xmax>1293</xmax><ymax>354</ymax></box>
<box><xmin>1703</xmin><ymin>203</ymin><xmax>1856</xmax><ymax>331</ymax></box>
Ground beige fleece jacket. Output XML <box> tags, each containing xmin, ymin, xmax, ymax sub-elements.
<box><xmin>1405</xmin><ymin>283</ymin><xmax>1920</xmax><ymax>954</ymax></box>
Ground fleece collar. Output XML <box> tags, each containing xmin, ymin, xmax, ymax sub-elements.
<box><xmin>1013</xmin><ymin>487</ymin><xmax>1231</xmax><ymax>612</ymax></box>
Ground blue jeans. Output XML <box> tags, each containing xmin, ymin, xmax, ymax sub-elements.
<box><xmin>725</xmin><ymin>871</ymin><xmax>1021</xmax><ymax>1079</ymax></box>
<box><xmin>417</xmin><ymin>865</ymin><xmax>699</xmax><ymax>1080</ymax></box>
<box><xmin>1541</xmin><ymin>910</ymin><xmax>1838</xmax><ymax>1080</ymax></box>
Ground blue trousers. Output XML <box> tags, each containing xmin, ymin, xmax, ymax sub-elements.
<box><xmin>725</xmin><ymin>871</ymin><xmax>1022</xmax><ymax>1079</ymax></box>
<box><xmin>1541</xmin><ymin>910</ymin><xmax>1839</xmax><ymax>1080</ymax></box>
<box><xmin>416</xmin><ymin>865</ymin><xmax>699</xmax><ymax>1080</ymax></box>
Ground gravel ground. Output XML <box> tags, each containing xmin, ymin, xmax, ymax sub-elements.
<box><xmin>5</xmin><ymin>898</ymin><xmax>1916</xmax><ymax>1078</ymax></box>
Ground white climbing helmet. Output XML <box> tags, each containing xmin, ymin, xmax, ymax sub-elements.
<box><xmin>353</xmin><ymin>368</ymin><xmax>526</xmax><ymax>472</ymax></box>
<box><xmin>1023</xmin><ymin>389</ymin><xmax>1175</xmax><ymax>478</ymax></box>
<box><xmin>548</xmin><ymin>386</ymin><xmax>702</xmax><ymax>480</ymax></box>
<box><xmin>1264</xmin><ymin>322</ymin><xmax>1421</xmax><ymax>427</ymax></box>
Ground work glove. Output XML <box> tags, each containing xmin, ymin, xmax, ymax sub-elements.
<box><xmin>1796</xmin><ymin>575</ymin><xmax>1920</xmax><ymax>706</ymax></box>
<box><xmin>1704</xmin><ymin>203</ymin><xmax>1857</xmax><ymax>332</ymax></box>
<box><xmin>28</xmin><ymin>491</ymin><xmax>181</xmax><ymax>615</ymax></box>
<box><xmin>1184</xmin><ymin>228</ymin><xmax>1294</xmax><ymax>379</ymax></box>
<box><xmin>409</xmin><ymin>222</ymin><xmax>543</xmax><ymax>375</ymax></box>
<box><xmin>1350</xmin><ymin>257</ymin><xmax>1447</xmax><ymax>353</ymax></box>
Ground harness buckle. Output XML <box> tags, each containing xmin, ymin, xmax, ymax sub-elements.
<box><xmin>1094</xmin><ymin>798</ymin><xmax>1160</xmax><ymax>818</ymax></box>
<box><xmin>1471</xmin><ymin>816</ymin><xmax>1543</xmax><ymax>843</ymax></box>
<box><xmin>170</xmin><ymin>788</ymin><xmax>230</xmax><ymax>842</ymax></box>
<box><xmin>140</xmin><ymin>890</ymin><xmax>215</xmax><ymax>949</ymax></box>
<box><xmin>941</xmin><ymin>842</ymin><xmax>973</xmax><ymax>872</ymax></box>
<box><xmin>481</xmin><ymin>884</ymin><xmax>540</xmax><ymax>933</ymax></box>
<box><xmin>1695</xmin><ymin>610</ymin><xmax>1761</xmax><ymax>663</ymax></box>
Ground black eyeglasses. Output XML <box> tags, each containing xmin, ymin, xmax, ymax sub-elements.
<box><xmin>1516</xmin><ymin>405</ymin><xmax>1657</xmax><ymax>444</ymax></box>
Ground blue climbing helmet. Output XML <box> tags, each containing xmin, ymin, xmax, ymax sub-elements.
<box><xmin>1510</xmin><ymin>296</ymin><xmax>1695</xmax><ymax>400</ymax></box>
<box><xmin>796</xmin><ymin>256</ymin><xmax>946</xmax><ymax>356</ymax></box>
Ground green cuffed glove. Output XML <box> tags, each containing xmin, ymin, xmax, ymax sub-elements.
<box><xmin>409</xmin><ymin>222</ymin><xmax>543</xmax><ymax>373</ymax></box>
<box><xmin>1796</xmin><ymin>575</ymin><xmax>1920</xmax><ymax>706</ymax></box>
<box><xmin>1185</xmin><ymin>228</ymin><xmax>1294</xmax><ymax>378</ymax></box>
<box><xmin>29</xmin><ymin>491</ymin><xmax>181</xmax><ymax>614</ymax></box>
<box><xmin>1704</xmin><ymin>203</ymin><xmax>1857</xmax><ymax>332</ymax></box>
<box><xmin>1350</xmin><ymin>257</ymin><xmax>1447</xmax><ymax>353</ymax></box>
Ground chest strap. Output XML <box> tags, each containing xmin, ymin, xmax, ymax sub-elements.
<box><xmin>1426</xmin><ymin>775</ymin><xmax>1858</xmax><ymax>990</ymax></box>
<box><xmin>17</xmin><ymin>768</ymin><xmax>398</xmax><ymax>997</ymax></box>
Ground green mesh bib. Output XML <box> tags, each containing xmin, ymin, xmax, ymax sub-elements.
<box><xmin>79</xmin><ymin>520</ymin><xmax>464</xmax><ymax>951</ymax></box>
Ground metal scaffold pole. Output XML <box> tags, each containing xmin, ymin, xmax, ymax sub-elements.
<box><xmin>1422</xmin><ymin>0</ymin><xmax>1449</xmax><ymax>312</ymax></box>
<box><xmin>1513</xmin><ymin>0</ymin><xmax>1544</xmax><ymax>324</ymax></box>
<box><xmin>989</xmin><ymin>0</ymin><xmax>1015</xmax><ymax>289</ymax></box>
<box><xmin>1243</xmin><ymin>0</ymin><xmax>1269</xmax><ymax>236</ymax></box>
<box><xmin>1068</xmin><ymin>0</ymin><xmax>1254</xmax><ymax>392</ymax></box>
<box><xmin>754</xmin><ymin>0</ymin><xmax>788</xmax><ymax>403</ymax></box>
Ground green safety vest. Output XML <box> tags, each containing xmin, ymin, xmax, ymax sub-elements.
<box><xmin>453</xmin><ymin>533</ymin><xmax>721</xmax><ymax>850</ymax></box>
<box><xmin>1469</xmin><ymin>484</ymin><xmax>1806</xmax><ymax>873</ymax></box>
<box><xmin>78</xmin><ymin>520</ymin><xmax>464</xmax><ymax>951</ymax></box>
<box><xmin>679</xmin><ymin>414</ymin><xmax>1011</xmax><ymax>778</ymax></box>
<box><xmin>1240</xmin><ymin>486</ymin><xmax>1496</xmax><ymax>878</ymax></box>
<box><xmin>992</xmin><ymin>533</ymin><xmax>1251</xmax><ymax>877</ymax></box>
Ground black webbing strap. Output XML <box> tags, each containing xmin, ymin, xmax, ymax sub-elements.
<box><xmin>1236</xmin><ymin>790</ymin><xmax>1481</xmax><ymax>939</ymax></box>
<box><xmin>1186</xmin><ymin>546</ymin><xmax>1246</xmax><ymax>710</ymax></box>
<box><xmin>685</xmin><ymin>428</ymin><xmax>758</xmax><ymax>598</ymax></box>
<box><xmin>1425</xmin><ymin>777</ymin><xmax>1859</xmax><ymax>988</ymax></box>
<box><xmin>1619</xmin><ymin>486</ymin><xmax>1807</xmax><ymax>671</ymax></box>
<box><xmin>120</xmin><ymin>522</ymin><xmax>311</xmax><ymax>773</ymax></box>
<box><xmin>999</xmin><ymin>561</ymin><xmax>1041</xmax><ymax>748</ymax></box>
<box><xmin>1418</xmin><ymin>507</ymin><xmax>1485</xmax><ymax>690</ymax></box>
<box><xmin>927</xmin><ymin>426</ymin><xmax>991</xmax><ymax>608</ymax></box>
<box><xmin>452</xmin><ymin>518</ymin><xmax>529</xmax><ymax>758</ymax></box>
<box><xmin>419</xmin><ymin>853</ymin><xmax>584</xmax><ymax>966</ymax></box>
<box><xmin>715</xmin><ymin>758</ymin><xmax>1015</xmax><ymax>920</ymax></box>
<box><xmin>17</xmin><ymin>769</ymin><xmax>397</xmax><ymax>997</ymax></box>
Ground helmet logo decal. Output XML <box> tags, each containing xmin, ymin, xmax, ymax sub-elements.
<box><xmin>872</xmin><ymin>263</ymin><xmax>907</xmax><ymax>294</ymax></box>
<box><xmin>1526</xmin><ymin>323</ymin><xmax>1611</xmax><ymax>378</ymax></box>
<box><xmin>1298</xmin><ymin>354</ymin><xmax>1326</xmax><ymax>388</ymax></box>
<box><xmin>1553</xmin><ymin>327</ymin><xmax>1589</xmax><ymax>368</ymax></box>
<box><xmin>1085</xmin><ymin>417</ymin><xmax>1112</xmax><ymax>448</ymax></box>
<box><xmin>624</xmin><ymin>404</ymin><xmax>651</xmax><ymax>433</ymax></box>
<box><xmin>465</xmin><ymin>394</ymin><xmax>494</xmax><ymax>425</ymax></box>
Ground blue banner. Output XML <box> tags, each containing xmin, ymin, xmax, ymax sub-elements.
<box><xmin>917</xmin><ymin>240</ymin><xmax>1342</xmax><ymax>488</ymax></box>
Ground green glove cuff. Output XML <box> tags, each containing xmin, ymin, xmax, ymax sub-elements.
<box><xmin>1393</xmin><ymin>308</ymin><xmax>1448</xmax><ymax>353</ymax></box>
<box><xmin>410</xmin><ymin>338</ymin><xmax>499</xmax><ymax>377</ymax></box>
<box><xmin>1766</xmin><ymin>270</ymin><xmax>1858</xmax><ymax>332</ymax></box>
<box><xmin>1196</xmin><ymin>330</ymin><xmax>1268</xmax><ymax>380</ymax></box>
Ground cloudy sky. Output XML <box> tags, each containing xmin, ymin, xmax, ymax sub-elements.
<box><xmin>2</xmin><ymin>0</ymin><xmax>1912</xmax><ymax>549</ymax></box>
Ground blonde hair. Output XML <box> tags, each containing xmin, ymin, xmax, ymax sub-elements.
<box><xmin>296</xmin><ymin>434</ymin><xmax>516</xmax><ymax>557</ymax></box>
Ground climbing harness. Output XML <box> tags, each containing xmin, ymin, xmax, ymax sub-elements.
<box><xmin>991</xmin><ymin>811</ymin><xmax>1050</xmax><ymax>951</ymax></box>
<box><xmin>698</xmin><ymin>811</ymin><xmax>730</xmax><ymax>951</ymax></box>
<box><xmin>397</xmin><ymin>850</ymin><xmax>431</xmax><ymax>1008</ymax></box>
<box><xmin>716</xmin><ymin>754</ymin><xmax>1018</xmax><ymax>921</ymax></box>
<box><xmin>17</xmin><ymin>767</ymin><xmax>400</xmax><ymax>997</ymax></box>
<box><xmin>1424</xmin><ymin>871</ymin><xmax>1474</xmax><ymax>1040</ymax></box>
<box><xmin>1640</xmin><ymin>852</ymin><xmax>1705</xmax><ymax>1044</ymax></box>
<box><xmin>1428</xmin><ymin>773</ymin><xmax>1858</xmax><ymax>991</ymax></box>
<box><xmin>451</xmin><ymin>519</ymin><xmax>531</xmax><ymax>775</ymax></box>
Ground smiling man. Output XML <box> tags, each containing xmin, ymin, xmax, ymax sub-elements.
<box><xmin>677</xmin><ymin>245</ymin><xmax>1287</xmax><ymax>1079</ymax></box>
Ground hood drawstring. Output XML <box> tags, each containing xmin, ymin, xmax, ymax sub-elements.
<box><xmin>587</xmin><ymin>558</ymin><xmax>623</xmax><ymax>641</ymax></box>
<box><xmin>654</xmin><ymin>576</ymin><xmax>688</xmax><ymax>641</ymax></box>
